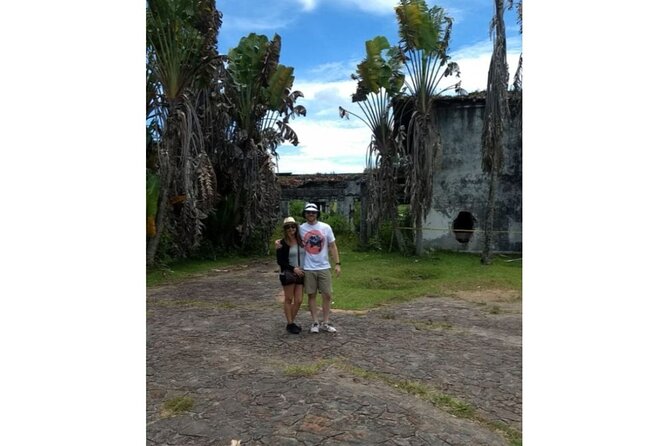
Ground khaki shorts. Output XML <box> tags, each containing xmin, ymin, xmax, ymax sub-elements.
<box><xmin>304</xmin><ymin>269</ymin><xmax>333</xmax><ymax>296</ymax></box>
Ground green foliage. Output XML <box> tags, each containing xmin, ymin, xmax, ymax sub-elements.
<box><xmin>224</xmin><ymin>32</ymin><xmax>305</xmax><ymax>144</ymax></box>
<box><xmin>283</xmin><ymin>359</ymin><xmax>334</xmax><ymax>377</ymax></box>
<box><xmin>210</xmin><ymin>32</ymin><xmax>305</xmax><ymax>255</ymax></box>
<box><xmin>365</xmin><ymin>205</ymin><xmax>411</xmax><ymax>252</ymax></box>
<box><xmin>330</xmin><ymin>247</ymin><xmax>521</xmax><ymax>310</ymax></box>
<box><xmin>146</xmin><ymin>171</ymin><xmax>160</xmax><ymax>217</ymax></box>
<box><xmin>146</xmin><ymin>0</ymin><xmax>206</xmax><ymax>100</ymax></box>
<box><xmin>146</xmin><ymin>0</ymin><xmax>220</xmax><ymax>266</ymax></box>
<box><xmin>288</xmin><ymin>200</ymin><xmax>305</xmax><ymax>220</ymax></box>
<box><xmin>147</xmin><ymin>254</ymin><xmax>256</xmax><ymax>287</ymax></box>
<box><xmin>394</xmin><ymin>0</ymin><xmax>462</xmax><ymax>256</ymax></box>
<box><xmin>396</xmin><ymin>0</ymin><xmax>442</xmax><ymax>53</ymax></box>
<box><xmin>161</xmin><ymin>395</ymin><xmax>194</xmax><ymax>417</ymax></box>
<box><xmin>266</xmin><ymin>65</ymin><xmax>295</xmax><ymax>110</ymax></box>
<box><xmin>367</xmin><ymin>220</ymin><xmax>393</xmax><ymax>252</ymax></box>
<box><xmin>153</xmin><ymin>229</ymin><xmax>181</xmax><ymax>266</ymax></box>
<box><xmin>352</xmin><ymin>200</ymin><xmax>361</xmax><ymax>232</ymax></box>
<box><xmin>150</xmin><ymin>228</ymin><xmax>522</xmax><ymax>310</ymax></box>
<box><xmin>146</xmin><ymin>170</ymin><xmax>160</xmax><ymax>238</ymax></box>
<box><xmin>320</xmin><ymin>212</ymin><xmax>351</xmax><ymax>235</ymax></box>
<box><xmin>351</xmin><ymin>36</ymin><xmax>405</xmax><ymax>102</ymax></box>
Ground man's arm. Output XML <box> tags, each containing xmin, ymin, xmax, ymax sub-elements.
<box><xmin>329</xmin><ymin>241</ymin><xmax>341</xmax><ymax>277</ymax></box>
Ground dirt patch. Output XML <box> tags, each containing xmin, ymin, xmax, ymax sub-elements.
<box><xmin>453</xmin><ymin>288</ymin><xmax>521</xmax><ymax>304</ymax></box>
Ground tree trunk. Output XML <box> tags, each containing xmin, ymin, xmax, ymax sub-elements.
<box><xmin>480</xmin><ymin>0</ymin><xmax>508</xmax><ymax>265</ymax></box>
<box><xmin>415</xmin><ymin>217</ymin><xmax>424</xmax><ymax>256</ymax></box>
<box><xmin>147</xmin><ymin>161</ymin><xmax>171</xmax><ymax>267</ymax></box>
<box><xmin>393</xmin><ymin>223</ymin><xmax>406</xmax><ymax>254</ymax></box>
<box><xmin>147</xmin><ymin>119</ymin><xmax>176</xmax><ymax>268</ymax></box>
<box><xmin>359</xmin><ymin>181</ymin><xmax>369</xmax><ymax>248</ymax></box>
<box><xmin>481</xmin><ymin>169</ymin><xmax>497</xmax><ymax>265</ymax></box>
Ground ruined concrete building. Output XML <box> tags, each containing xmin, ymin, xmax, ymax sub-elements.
<box><xmin>277</xmin><ymin>94</ymin><xmax>522</xmax><ymax>253</ymax></box>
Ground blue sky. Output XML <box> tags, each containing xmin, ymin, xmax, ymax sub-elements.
<box><xmin>215</xmin><ymin>0</ymin><xmax>522</xmax><ymax>174</ymax></box>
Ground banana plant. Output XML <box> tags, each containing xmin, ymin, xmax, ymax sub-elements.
<box><xmin>218</xmin><ymin>33</ymin><xmax>306</xmax><ymax>248</ymax></box>
<box><xmin>146</xmin><ymin>170</ymin><xmax>160</xmax><ymax>237</ymax></box>
<box><xmin>224</xmin><ymin>33</ymin><xmax>306</xmax><ymax>154</ymax></box>
<box><xmin>340</xmin><ymin>35</ymin><xmax>407</xmax><ymax>251</ymax></box>
<box><xmin>393</xmin><ymin>0</ymin><xmax>462</xmax><ymax>255</ymax></box>
<box><xmin>146</xmin><ymin>0</ymin><xmax>219</xmax><ymax>266</ymax></box>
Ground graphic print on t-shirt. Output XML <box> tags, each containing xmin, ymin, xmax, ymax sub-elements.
<box><xmin>303</xmin><ymin>229</ymin><xmax>325</xmax><ymax>255</ymax></box>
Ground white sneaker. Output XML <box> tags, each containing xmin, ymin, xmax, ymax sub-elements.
<box><xmin>310</xmin><ymin>322</ymin><xmax>320</xmax><ymax>333</ymax></box>
<box><xmin>320</xmin><ymin>322</ymin><xmax>337</xmax><ymax>333</ymax></box>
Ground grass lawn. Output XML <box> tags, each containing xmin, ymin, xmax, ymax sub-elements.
<box><xmin>147</xmin><ymin>234</ymin><xmax>521</xmax><ymax>310</ymax></box>
<box><xmin>332</xmin><ymin>244</ymin><xmax>521</xmax><ymax>310</ymax></box>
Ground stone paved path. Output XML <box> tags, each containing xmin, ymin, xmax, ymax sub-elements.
<box><xmin>147</xmin><ymin>260</ymin><xmax>522</xmax><ymax>445</ymax></box>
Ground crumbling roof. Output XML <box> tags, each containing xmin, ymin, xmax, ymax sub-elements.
<box><xmin>277</xmin><ymin>173</ymin><xmax>364</xmax><ymax>189</ymax></box>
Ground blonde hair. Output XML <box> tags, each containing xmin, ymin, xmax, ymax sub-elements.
<box><xmin>282</xmin><ymin>219</ymin><xmax>302</xmax><ymax>246</ymax></box>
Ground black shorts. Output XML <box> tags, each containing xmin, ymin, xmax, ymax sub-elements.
<box><xmin>279</xmin><ymin>271</ymin><xmax>304</xmax><ymax>286</ymax></box>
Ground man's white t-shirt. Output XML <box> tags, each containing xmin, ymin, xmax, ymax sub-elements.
<box><xmin>300</xmin><ymin>221</ymin><xmax>335</xmax><ymax>270</ymax></box>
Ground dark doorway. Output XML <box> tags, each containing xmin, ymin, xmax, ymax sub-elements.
<box><xmin>453</xmin><ymin>211</ymin><xmax>476</xmax><ymax>243</ymax></box>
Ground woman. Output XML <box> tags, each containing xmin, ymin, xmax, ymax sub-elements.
<box><xmin>276</xmin><ymin>216</ymin><xmax>305</xmax><ymax>334</ymax></box>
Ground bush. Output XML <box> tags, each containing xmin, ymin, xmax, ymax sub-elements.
<box><xmin>321</xmin><ymin>212</ymin><xmax>351</xmax><ymax>235</ymax></box>
<box><xmin>365</xmin><ymin>206</ymin><xmax>413</xmax><ymax>253</ymax></box>
<box><xmin>289</xmin><ymin>200</ymin><xmax>305</xmax><ymax>220</ymax></box>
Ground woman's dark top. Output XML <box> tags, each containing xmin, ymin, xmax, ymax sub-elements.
<box><xmin>276</xmin><ymin>239</ymin><xmax>301</xmax><ymax>272</ymax></box>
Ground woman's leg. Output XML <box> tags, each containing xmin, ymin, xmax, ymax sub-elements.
<box><xmin>282</xmin><ymin>285</ymin><xmax>294</xmax><ymax>324</ymax></box>
<box><xmin>291</xmin><ymin>284</ymin><xmax>303</xmax><ymax>321</ymax></box>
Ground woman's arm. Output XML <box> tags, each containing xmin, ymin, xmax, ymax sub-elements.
<box><xmin>275</xmin><ymin>241</ymin><xmax>293</xmax><ymax>271</ymax></box>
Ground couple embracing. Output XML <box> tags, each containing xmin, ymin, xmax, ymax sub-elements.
<box><xmin>275</xmin><ymin>203</ymin><xmax>342</xmax><ymax>335</ymax></box>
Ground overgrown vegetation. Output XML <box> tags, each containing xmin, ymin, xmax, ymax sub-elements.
<box><xmin>146</xmin><ymin>0</ymin><xmax>522</xmax><ymax>268</ymax></box>
<box><xmin>147</xmin><ymin>254</ymin><xmax>263</xmax><ymax>287</ymax></box>
<box><xmin>283</xmin><ymin>359</ymin><xmax>336</xmax><ymax>377</ymax></box>
<box><xmin>340</xmin><ymin>0</ymin><xmax>464</xmax><ymax>256</ymax></box>
<box><xmin>332</xmin><ymin>247</ymin><xmax>520</xmax><ymax>310</ymax></box>
<box><xmin>160</xmin><ymin>395</ymin><xmax>194</xmax><ymax>418</ymax></box>
<box><xmin>146</xmin><ymin>0</ymin><xmax>306</xmax><ymax>267</ymax></box>
<box><xmin>148</xmin><ymin>236</ymin><xmax>521</xmax><ymax>311</ymax></box>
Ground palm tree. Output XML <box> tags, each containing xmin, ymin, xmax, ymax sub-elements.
<box><xmin>340</xmin><ymin>36</ymin><xmax>407</xmax><ymax>251</ymax></box>
<box><xmin>394</xmin><ymin>0</ymin><xmax>462</xmax><ymax>255</ymax></box>
<box><xmin>214</xmin><ymin>33</ymin><xmax>306</xmax><ymax>250</ymax></box>
<box><xmin>480</xmin><ymin>0</ymin><xmax>511</xmax><ymax>265</ymax></box>
<box><xmin>146</xmin><ymin>0</ymin><xmax>220</xmax><ymax>266</ymax></box>
<box><xmin>512</xmin><ymin>1</ymin><xmax>523</xmax><ymax>92</ymax></box>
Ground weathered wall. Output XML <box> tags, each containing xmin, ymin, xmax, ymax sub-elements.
<box><xmin>422</xmin><ymin>96</ymin><xmax>522</xmax><ymax>253</ymax></box>
<box><xmin>278</xmin><ymin>174</ymin><xmax>362</xmax><ymax>226</ymax></box>
<box><xmin>276</xmin><ymin>96</ymin><xmax>522</xmax><ymax>253</ymax></box>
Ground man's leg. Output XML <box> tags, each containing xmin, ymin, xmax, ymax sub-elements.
<box><xmin>308</xmin><ymin>293</ymin><xmax>318</xmax><ymax>321</ymax></box>
<box><xmin>318</xmin><ymin>270</ymin><xmax>336</xmax><ymax>332</ymax></box>
<box><xmin>304</xmin><ymin>271</ymin><xmax>320</xmax><ymax>333</ymax></box>
<box><xmin>321</xmin><ymin>292</ymin><xmax>331</xmax><ymax>323</ymax></box>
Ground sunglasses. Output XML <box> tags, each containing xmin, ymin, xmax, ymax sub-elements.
<box><xmin>283</xmin><ymin>224</ymin><xmax>297</xmax><ymax>229</ymax></box>
<box><xmin>305</xmin><ymin>211</ymin><xmax>317</xmax><ymax>215</ymax></box>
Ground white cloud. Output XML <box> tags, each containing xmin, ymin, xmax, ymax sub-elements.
<box><xmin>340</xmin><ymin>0</ymin><xmax>397</xmax><ymax>15</ymax></box>
<box><xmin>276</xmin><ymin>78</ymin><xmax>370</xmax><ymax>174</ymax></box>
<box><xmin>451</xmin><ymin>36</ymin><xmax>522</xmax><ymax>93</ymax></box>
<box><xmin>277</xmin><ymin>38</ymin><xmax>522</xmax><ymax>174</ymax></box>
<box><xmin>275</xmin><ymin>121</ymin><xmax>371</xmax><ymax>174</ymax></box>
<box><xmin>295</xmin><ymin>0</ymin><xmax>397</xmax><ymax>15</ymax></box>
<box><xmin>296</xmin><ymin>0</ymin><xmax>317</xmax><ymax>11</ymax></box>
<box><xmin>305</xmin><ymin>60</ymin><xmax>358</xmax><ymax>82</ymax></box>
<box><xmin>222</xmin><ymin>15</ymin><xmax>291</xmax><ymax>32</ymax></box>
<box><xmin>292</xmin><ymin>77</ymin><xmax>358</xmax><ymax>118</ymax></box>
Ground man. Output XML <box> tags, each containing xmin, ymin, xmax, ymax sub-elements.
<box><xmin>300</xmin><ymin>203</ymin><xmax>341</xmax><ymax>333</ymax></box>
